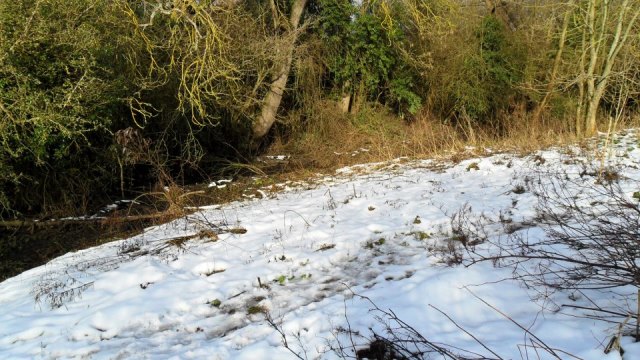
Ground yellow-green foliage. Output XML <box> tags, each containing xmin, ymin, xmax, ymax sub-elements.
<box><xmin>0</xmin><ymin>0</ymin><xmax>141</xmax><ymax>216</ymax></box>
<box><xmin>437</xmin><ymin>15</ymin><xmax>525</xmax><ymax>123</ymax></box>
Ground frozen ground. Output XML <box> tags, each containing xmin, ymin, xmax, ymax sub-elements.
<box><xmin>2</xmin><ymin>131</ymin><xmax>640</xmax><ymax>359</ymax></box>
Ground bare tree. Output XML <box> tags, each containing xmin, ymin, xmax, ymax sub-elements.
<box><xmin>574</xmin><ymin>0</ymin><xmax>640</xmax><ymax>136</ymax></box>
<box><xmin>531</xmin><ymin>0</ymin><xmax>640</xmax><ymax>136</ymax></box>
<box><xmin>252</xmin><ymin>0</ymin><xmax>309</xmax><ymax>141</ymax></box>
<box><xmin>533</xmin><ymin>0</ymin><xmax>575</xmax><ymax>122</ymax></box>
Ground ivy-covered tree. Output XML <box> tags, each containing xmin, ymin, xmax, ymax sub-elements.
<box><xmin>444</xmin><ymin>15</ymin><xmax>524</xmax><ymax>124</ymax></box>
<box><xmin>318</xmin><ymin>0</ymin><xmax>422</xmax><ymax>117</ymax></box>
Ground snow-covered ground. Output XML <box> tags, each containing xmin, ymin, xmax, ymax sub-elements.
<box><xmin>2</xmin><ymin>131</ymin><xmax>640</xmax><ymax>359</ymax></box>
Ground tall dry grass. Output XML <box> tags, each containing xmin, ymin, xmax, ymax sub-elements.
<box><xmin>267</xmin><ymin>100</ymin><xmax>597</xmax><ymax>174</ymax></box>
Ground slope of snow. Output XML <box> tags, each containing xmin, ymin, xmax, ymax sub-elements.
<box><xmin>2</xmin><ymin>131</ymin><xmax>640</xmax><ymax>359</ymax></box>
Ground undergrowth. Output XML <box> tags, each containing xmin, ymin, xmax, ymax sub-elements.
<box><xmin>268</xmin><ymin>101</ymin><xmax>598</xmax><ymax>173</ymax></box>
<box><xmin>2</xmin><ymin>102</ymin><xmax>638</xmax><ymax>281</ymax></box>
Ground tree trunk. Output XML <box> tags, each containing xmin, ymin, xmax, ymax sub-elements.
<box><xmin>533</xmin><ymin>0</ymin><xmax>574</xmax><ymax>122</ymax></box>
<box><xmin>340</xmin><ymin>95</ymin><xmax>351</xmax><ymax>113</ymax></box>
<box><xmin>583</xmin><ymin>0</ymin><xmax>599</xmax><ymax>135</ymax></box>
<box><xmin>484</xmin><ymin>0</ymin><xmax>517</xmax><ymax>30</ymax></box>
<box><xmin>585</xmin><ymin>96</ymin><xmax>600</xmax><ymax>135</ymax></box>
<box><xmin>252</xmin><ymin>0</ymin><xmax>308</xmax><ymax>140</ymax></box>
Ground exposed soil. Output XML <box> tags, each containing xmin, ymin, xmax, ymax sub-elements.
<box><xmin>0</xmin><ymin>217</ymin><xmax>156</xmax><ymax>282</ymax></box>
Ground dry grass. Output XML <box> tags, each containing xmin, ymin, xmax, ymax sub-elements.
<box><xmin>269</xmin><ymin>102</ymin><xmax>463</xmax><ymax>170</ymax></box>
<box><xmin>266</xmin><ymin>101</ymin><xmax>597</xmax><ymax>175</ymax></box>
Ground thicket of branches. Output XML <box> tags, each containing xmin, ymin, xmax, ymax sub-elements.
<box><xmin>1</xmin><ymin>0</ymin><xmax>640</xmax><ymax>219</ymax></box>
<box><xmin>458</xmin><ymin>165</ymin><xmax>640</xmax><ymax>343</ymax></box>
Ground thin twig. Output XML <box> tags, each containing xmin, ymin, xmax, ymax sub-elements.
<box><xmin>429</xmin><ymin>304</ymin><xmax>504</xmax><ymax>360</ymax></box>
<box><xmin>465</xmin><ymin>287</ymin><xmax>582</xmax><ymax>360</ymax></box>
